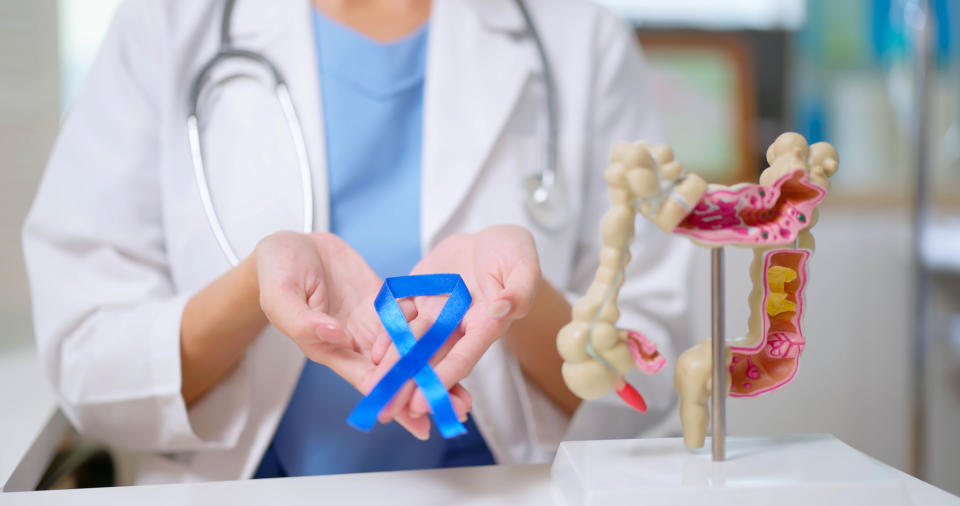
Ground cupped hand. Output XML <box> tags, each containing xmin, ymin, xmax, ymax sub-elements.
<box><xmin>371</xmin><ymin>225</ymin><xmax>542</xmax><ymax>419</ymax></box>
<box><xmin>255</xmin><ymin>231</ymin><xmax>383</xmax><ymax>354</ymax></box>
<box><xmin>254</xmin><ymin>231</ymin><xmax>470</xmax><ymax>439</ymax></box>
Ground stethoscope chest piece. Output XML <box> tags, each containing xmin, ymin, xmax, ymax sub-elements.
<box><xmin>523</xmin><ymin>173</ymin><xmax>572</xmax><ymax>232</ymax></box>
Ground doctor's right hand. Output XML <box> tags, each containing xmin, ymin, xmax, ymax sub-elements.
<box><xmin>255</xmin><ymin>231</ymin><xmax>382</xmax><ymax>353</ymax></box>
<box><xmin>253</xmin><ymin>231</ymin><xmax>471</xmax><ymax>440</ymax></box>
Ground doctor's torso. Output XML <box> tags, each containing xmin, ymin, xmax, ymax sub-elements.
<box><xmin>27</xmin><ymin>0</ymin><xmax>683</xmax><ymax>483</ymax></box>
<box><xmin>151</xmin><ymin>0</ymin><xmax>596</xmax><ymax>294</ymax></box>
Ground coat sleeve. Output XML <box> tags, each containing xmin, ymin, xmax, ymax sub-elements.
<box><xmin>560</xmin><ymin>9</ymin><xmax>696</xmax><ymax>440</ymax></box>
<box><xmin>22</xmin><ymin>0</ymin><xmax>247</xmax><ymax>451</ymax></box>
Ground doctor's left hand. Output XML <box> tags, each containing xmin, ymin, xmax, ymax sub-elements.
<box><xmin>254</xmin><ymin>231</ymin><xmax>471</xmax><ymax>439</ymax></box>
<box><xmin>371</xmin><ymin>225</ymin><xmax>542</xmax><ymax>420</ymax></box>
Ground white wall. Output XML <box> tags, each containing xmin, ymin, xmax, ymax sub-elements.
<box><xmin>0</xmin><ymin>0</ymin><xmax>59</xmax><ymax>352</ymax></box>
<box><xmin>927</xmin><ymin>272</ymin><xmax>960</xmax><ymax>493</ymax></box>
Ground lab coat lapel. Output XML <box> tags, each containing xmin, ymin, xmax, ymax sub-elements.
<box><xmin>421</xmin><ymin>0</ymin><xmax>537</xmax><ymax>248</ymax></box>
<box><xmin>230</xmin><ymin>0</ymin><xmax>331</xmax><ymax>233</ymax></box>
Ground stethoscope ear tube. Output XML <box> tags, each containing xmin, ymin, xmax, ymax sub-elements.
<box><xmin>187</xmin><ymin>80</ymin><xmax>314</xmax><ymax>267</ymax></box>
<box><xmin>512</xmin><ymin>0</ymin><xmax>572</xmax><ymax>231</ymax></box>
<box><xmin>512</xmin><ymin>0</ymin><xmax>556</xmax><ymax>193</ymax></box>
<box><xmin>188</xmin><ymin>49</ymin><xmax>287</xmax><ymax>118</ymax></box>
<box><xmin>275</xmin><ymin>82</ymin><xmax>315</xmax><ymax>238</ymax></box>
<box><xmin>187</xmin><ymin>114</ymin><xmax>241</xmax><ymax>267</ymax></box>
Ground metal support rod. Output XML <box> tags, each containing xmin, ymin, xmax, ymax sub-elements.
<box><xmin>711</xmin><ymin>247</ymin><xmax>726</xmax><ymax>462</ymax></box>
<box><xmin>909</xmin><ymin>0</ymin><xmax>932</xmax><ymax>480</ymax></box>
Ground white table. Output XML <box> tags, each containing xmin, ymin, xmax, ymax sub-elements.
<box><xmin>2</xmin><ymin>435</ymin><xmax>957</xmax><ymax>505</ymax></box>
<box><xmin>1</xmin><ymin>463</ymin><xmax>553</xmax><ymax>505</ymax></box>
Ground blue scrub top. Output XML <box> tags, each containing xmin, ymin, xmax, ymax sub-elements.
<box><xmin>254</xmin><ymin>9</ymin><xmax>495</xmax><ymax>478</ymax></box>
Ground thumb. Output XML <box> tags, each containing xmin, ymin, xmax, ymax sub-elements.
<box><xmin>479</xmin><ymin>273</ymin><xmax>512</xmax><ymax>320</ymax></box>
<box><xmin>479</xmin><ymin>262</ymin><xmax>540</xmax><ymax>322</ymax></box>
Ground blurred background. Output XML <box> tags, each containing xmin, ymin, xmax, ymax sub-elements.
<box><xmin>1</xmin><ymin>0</ymin><xmax>958</xmax><ymax>494</ymax></box>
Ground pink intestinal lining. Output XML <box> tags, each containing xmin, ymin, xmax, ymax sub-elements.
<box><xmin>674</xmin><ymin>169</ymin><xmax>825</xmax><ymax>246</ymax></box>
<box><xmin>626</xmin><ymin>330</ymin><xmax>666</xmax><ymax>375</ymax></box>
<box><xmin>729</xmin><ymin>249</ymin><xmax>810</xmax><ymax>397</ymax></box>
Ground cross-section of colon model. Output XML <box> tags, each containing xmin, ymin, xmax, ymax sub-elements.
<box><xmin>556</xmin><ymin>132</ymin><xmax>838</xmax><ymax>448</ymax></box>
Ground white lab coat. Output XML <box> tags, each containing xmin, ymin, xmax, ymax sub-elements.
<box><xmin>23</xmin><ymin>0</ymin><xmax>695</xmax><ymax>484</ymax></box>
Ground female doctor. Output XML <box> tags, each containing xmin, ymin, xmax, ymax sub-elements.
<box><xmin>23</xmin><ymin>0</ymin><xmax>694</xmax><ymax>484</ymax></box>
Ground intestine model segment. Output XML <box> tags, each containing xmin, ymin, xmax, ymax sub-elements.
<box><xmin>556</xmin><ymin>132</ymin><xmax>838</xmax><ymax>448</ymax></box>
<box><xmin>555</xmin><ymin>144</ymin><xmax>703</xmax><ymax>406</ymax></box>
<box><xmin>729</xmin><ymin>248</ymin><xmax>810</xmax><ymax>397</ymax></box>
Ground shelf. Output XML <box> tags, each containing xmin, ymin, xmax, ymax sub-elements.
<box><xmin>597</xmin><ymin>0</ymin><xmax>805</xmax><ymax>30</ymax></box>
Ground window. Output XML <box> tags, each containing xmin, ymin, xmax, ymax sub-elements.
<box><xmin>58</xmin><ymin>0</ymin><xmax>124</xmax><ymax>111</ymax></box>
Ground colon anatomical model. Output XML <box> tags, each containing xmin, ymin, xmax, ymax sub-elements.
<box><xmin>556</xmin><ymin>132</ymin><xmax>838</xmax><ymax>448</ymax></box>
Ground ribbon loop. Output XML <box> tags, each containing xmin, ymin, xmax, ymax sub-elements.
<box><xmin>347</xmin><ymin>274</ymin><xmax>470</xmax><ymax>438</ymax></box>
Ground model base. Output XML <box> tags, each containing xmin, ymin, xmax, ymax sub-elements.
<box><xmin>551</xmin><ymin>434</ymin><xmax>915</xmax><ymax>506</ymax></box>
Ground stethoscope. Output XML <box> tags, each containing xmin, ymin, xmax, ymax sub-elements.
<box><xmin>188</xmin><ymin>0</ymin><xmax>569</xmax><ymax>267</ymax></box>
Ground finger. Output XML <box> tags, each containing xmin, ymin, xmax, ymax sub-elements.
<box><xmin>405</xmin><ymin>380</ymin><xmax>472</xmax><ymax>423</ymax></box>
<box><xmin>400</xmin><ymin>292</ymin><xmax>477</xmax><ymax>417</ymax></box>
<box><xmin>372</xmin><ymin>299</ymin><xmax>442</xmax><ymax>421</ymax></box>
<box><xmin>341</xmin><ymin>301</ymin><xmax>383</xmax><ymax>355</ymax></box>
<box><xmin>394</xmin><ymin>407</ymin><xmax>431</xmax><ymax>441</ymax></box>
<box><xmin>408</xmin><ymin>318</ymin><xmax>501</xmax><ymax>415</ymax></box>
<box><xmin>321</xmin><ymin>347</ymin><xmax>431</xmax><ymax>440</ymax></box>
<box><xmin>353</xmin><ymin>347</ymin><xmax>422</xmax><ymax>434</ymax></box>
<box><xmin>307</xmin><ymin>344</ymin><xmax>378</xmax><ymax>393</ymax></box>
<box><xmin>378</xmin><ymin>380</ymin><xmax>417</xmax><ymax>424</ymax></box>
<box><xmin>374</xmin><ymin>311</ymin><xmax>467</xmax><ymax>423</ymax></box>
<box><xmin>474</xmin><ymin>227</ymin><xmax>540</xmax><ymax>321</ymax></box>
<box><xmin>398</xmin><ymin>298</ymin><xmax>418</xmax><ymax>321</ymax></box>
<box><xmin>369</xmin><ymin>345</ymin><xmax>407</xmax><ymax>423</ymax></box>
<box><xmin>477</xmin><ymin>272</ymin><xmax>522</xmax><ymax>321</ymax></box>
<box><xmin>404</xmin><ymin>295</ymin><xmax>464</xmax><ymax>361</ymax></box>
<box><xmin>479</xmin><ymin>263</ymin><xmax>540</xmax><ymax>322</ymax></box>
<box><xmin>370</xmin><ymin>299</ymin><xmax>417</xmax><ymax>365</ymax></box>
<box><xmin>499</xmin><ymin>251</ymin><xmax>541</xmax><ymax>319</ymax></box>
<box><xmin>409</xmin><ymin>350</ymin><xmax>478</xmax><ymax>416</ymax></box>
<box><xmin>312</xmin><ymin>313</ymin><xmax>351</xmax><ymax>346</ymax></box>
<box><xmin>401</xmin><ymin>332</ymin><xmax>463</xmax><ymax>421</ymax></box>
<box><xmin>362</xmin><ymin>372</ymin><xmax>436</xmax><ymax>442</ymax></box>
<box><xmin>449</xmin><ymin>383</ymin><xmax>472</xmax><ymax>422</ymax></box>
<box><xmin>368</xmin><ymin>345</ymin><xmax>442</xmax><ymax>426</ymax></box>
<box><xmin>262</xmin><ymin>283</ymin><xmax>351</xmax><ymax>347</ymax></box>
<box><xmin>371</xmin><ymin>334</ymin><xmax>391</xmax><ymax>366</ymax></box>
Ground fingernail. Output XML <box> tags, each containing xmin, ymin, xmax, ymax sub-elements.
<box><xmin>415</xmin><ymin>430</ymin><xmax>430</xmax><ymax>441</ymax></box>
<box><xmin>459</xmin><ymin>412</ymin><xmax>468</xmax><ymax>423</ymax></box>
<box><xmin>487</xmin><ymin>299</ymin><xmax>512</xmax><ymax>319</ymax></box>
<box><xmin>409</xmin><ymin>409</ymin><xmax>423</xmax><ymax>419</ymax></box>
<box><xmin>315</xmin><ymin>323</ymin><xmax>339</xmax><ymax>340</ymax></box>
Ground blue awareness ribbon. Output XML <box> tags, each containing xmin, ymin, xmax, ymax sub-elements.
<box><xmin>347</xmin><ymin>274</ymin><xmax>470</xmax><ymax>438</ymax></box>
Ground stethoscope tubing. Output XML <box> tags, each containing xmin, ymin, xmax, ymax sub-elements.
<box><xmin>511</xmin><ymin>0</ymin><xmax>558</xmax><ymax>197</ymax></box>
<box><xmin>188</xmin><ymin>0</ymin><xmax>561</xmax><ymax>268</ymax></box>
